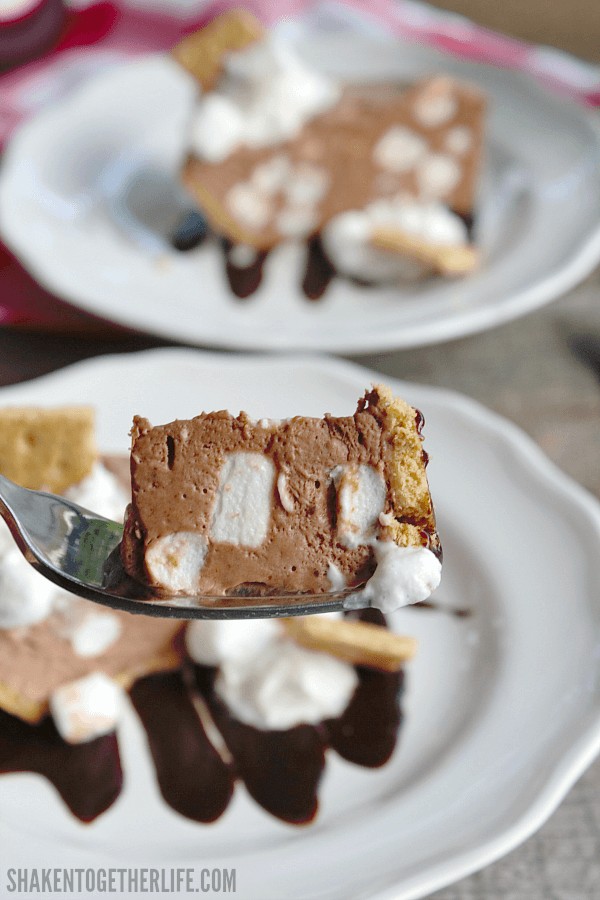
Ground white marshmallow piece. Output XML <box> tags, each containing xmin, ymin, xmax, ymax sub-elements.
<box><xmin>333</xmin><ymin>464</ymin><xmax>387</xmax><ymax>548</ymax></box>
<box><xmin>186</xmin><ymin>617</ymin><xmax>280</xmax><ymax>666</ymax></box>
<box><xmin>362</xmin><ymin>543</ymin><xmax>442</xmax><ymax>613</ymax></box>
<box><xmin>216</xmin><ymin>638</ymin><xmax>358</xmax><ymax>730</ymax></box>
<box><xmin>373</xmin><ymin>126</ymin><xmax>427</xmax><ymax>172</ymax></box>
<box><xmin>228</xmin><ymin>244</ymin><xmax>258</xmax><ymax>268</ymax></box>
<box><xmin>50</xmin><ymin>673</ymin><xmax>123</xmax><ymax>744</ymax></box>
<box><xmin>413</xmin><ymin>87</ymin><xmax>458</xmax><ymax>128</ymax></box>
<box><xmin>69</xmin><ymin>611</ymin><xmax>122</xmax><ymax>658</ymax></box>
<box><xmin>417</xmin><ymin>153</ymin><xmax>461</xmax><ymax>199</ymax></box>
<box><xmin>283</xmin><ymin>163</ymin><xmax>329</xmax><ymax>206</ymax></box>
<box><xmin>51</xmin><ymin>592</ymin><xmax>122</xmax><ymax>657</ymax></box>
<box><xmin>445</xmin><ymin>125</ymin><xmax>472</xmax><ymax>155</ymax></box>
<box><xmin>251</xmin><ymin>154</ymin><xmax>292</xmax><ymax>195</ymax></box>
<box><xmin>210</xmin><ymin>452</ymin><xmax>275</xmax><ymax>547</ymax></box>
<box><xmin>190</xmin><ymin>93</ymin><xmax>244</xmax><ymax>163</ymax></box>
<box><xmin>275</xmin><ymin>205</ymin><xmax>319</xmax><ymax>238</ymax></box>
<box><xmin>145</xmin><ymin>531</ymin><xmax>208</xmax><ymax>592</ymax></box>
<box><xmin>226</xmin><ymin>182</ymin><xmax>272</xmax><ymax>231</ymax></box>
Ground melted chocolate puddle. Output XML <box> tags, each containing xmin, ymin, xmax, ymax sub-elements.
<box><xmin>0</xmin><ymin>610</ymin><xmax>404</xmax><ymax>826</ymax></box>
<box><xmin>0</xmin><ymin>708</ymin><xmax>122</xmax><ymax>823</ymax></box>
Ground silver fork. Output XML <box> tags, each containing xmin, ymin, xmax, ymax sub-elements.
<box><xmin>0</xmin><ymin>474</ymin><xmax>359</xmax><ymax>620</ymax></box>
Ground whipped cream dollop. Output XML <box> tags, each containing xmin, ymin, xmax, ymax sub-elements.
<box><xmin>322</xmin><ymin>196</ymin><xmax>468</xmax><ymax>283</ymax></box>
<box><xmin>0</xmin><ymin>463</ymin><xmax>128</xmax><ymax>634</ymax></box>
<box><xmin>360</xmin><ymin>542</ymin><xmax>442</xmax><ymax>614</ymax></box>
<box><xmin>63</xmin><ymin>461</ymin><xmax>129</xmax><ymax>521</ymax></box>
<box><xmin>0</xmin><ymin>538</ymin><xmax>55</xmax><ymax>628</ymax></box>
<box><xmin>190</xmin><ymin>36</ymin><xmax>340</xmax><ymax>163</ymax></box>
<box><xmin>185</xmin><ymin>616</ymin><xmax>279</xmax><ymax>667</ymax></box>
<box><xmin>186</xmin><ymin>618</ymin><xmax>357</xmax><ymax>730</ymax></box>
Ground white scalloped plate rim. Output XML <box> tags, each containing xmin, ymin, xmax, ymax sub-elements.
<box><xmin>0</xmin><ymin>349</ymin><xmax>599</xmax><ymax>900</ymax></box>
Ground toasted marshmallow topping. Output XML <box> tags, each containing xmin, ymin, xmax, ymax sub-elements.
<box><xmin>50</xmin><ymin>672</ymin><xmax>123</xmax><ymax>744</ymax></box>
<box><xmin>361</xmin><ymin>543</ymin><xmax>441</xmax><ymax>613</ymax></box>
<box><xmin>210</xmin><ymin>452</ymin><xmax>275</xmax><ymax>547</ymax></box>
<box><xmin>190</xmin><ymin>36</ymin><xmax>340</xmax><ymax>163</ymax></box>
<box><xmin>332</xmin><ymin>464</ymin><xmax>386</xmax><ymax>549</ymax></box>
<box><xmin>146</xmin><ymin>531</ymin><xmax>208</xmax><ymax>592</ymax></box>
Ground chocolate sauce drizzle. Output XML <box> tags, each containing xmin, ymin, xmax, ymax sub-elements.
<box><xmin>222</xmin><ymin>239</ymin><xmax>268</xmax><ymax>300</ymax></box>
<box><xmin>173</xmin><ymin>210</ymin><xmax>476</xmax><ymax>301</ymax></box>
<box><xmin>302</xmin><ymin>236</ymin><xmax>336</xmax><ymax>301</ymax></box>
<box><xmin>0</xmin><ymin>611</ymin><xmax>404</xmax><ymax>826</ymax></box>
<box><xmin>130</xmin><ymin>672</ymin><xmax>234</xmax><ymax>823</ymax></box>
<box><xmin>0</xmin><ymin>708</ymin><xmax>122</xmax><ymax>822</ymax></box>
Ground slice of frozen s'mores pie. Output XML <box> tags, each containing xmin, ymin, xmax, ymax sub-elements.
<box><xmin>174</xmin><ymin>10</ymin><xmax>484</xmax><ymax>297</ymax></box>
<box><xmin>120</xmin><ymin>386</ymin><xmax>441</xmax><ymax>612</ymax></box>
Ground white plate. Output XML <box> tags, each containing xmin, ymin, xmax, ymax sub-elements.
<box><xmin>1</xmin><ymin>32</ymin><xmax>600</xmax><ymax>352</ymax></box>
<box><xmin>0</xmin><ymin>348</ymin><xmax>599</xmax><ymax>899</ymax></box>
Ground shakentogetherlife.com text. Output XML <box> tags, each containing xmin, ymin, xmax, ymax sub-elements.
<box><xmin>4</xmin><ymin>868</ymin><xmax>237</xmax><ymax>894</ymax></box>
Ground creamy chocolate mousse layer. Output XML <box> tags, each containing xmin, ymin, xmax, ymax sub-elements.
<box><xmin>121</xmin><ymin>386</ymin><xmax>439</xmax><ymax>596</ymax></box>
<box><xmin>182</xmin><ymin>78</ymin><xmax>485</xmax><ymax>250</ymax></box>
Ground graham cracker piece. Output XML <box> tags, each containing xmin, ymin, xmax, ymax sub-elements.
<box><xmin>363</xmin><ymin>385</ymin><xmax>437</xmax><ymax>550</ymax></box>
<box><xmin>371</xmin><ymin>227</ymin><xmax>479</xmax><ymax>276</ymax></box>
<box><xmin>0</xmin><ymin>406</ymin><xmax>97</xmax><ymax>493</ymax></box>
<box><xmin>172</xmin><ymin>9</ymin><xmax>264</xmax><ymax>91</ymax></box>
<box><xmin>282</xmin><ymin>616</ymin><xmax>417</xmax><ymax>672</ymax></box>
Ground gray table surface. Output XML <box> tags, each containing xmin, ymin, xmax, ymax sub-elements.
<box><xmin>0</xmin><ymin>268</ymin><xmax>599</xmax><ymax>899</ymax></box>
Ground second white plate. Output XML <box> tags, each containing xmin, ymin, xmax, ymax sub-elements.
<box><xmin>1</xmin><ymin>29</ymin><xmax>599</xmax><ymax>351</ymax></box>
